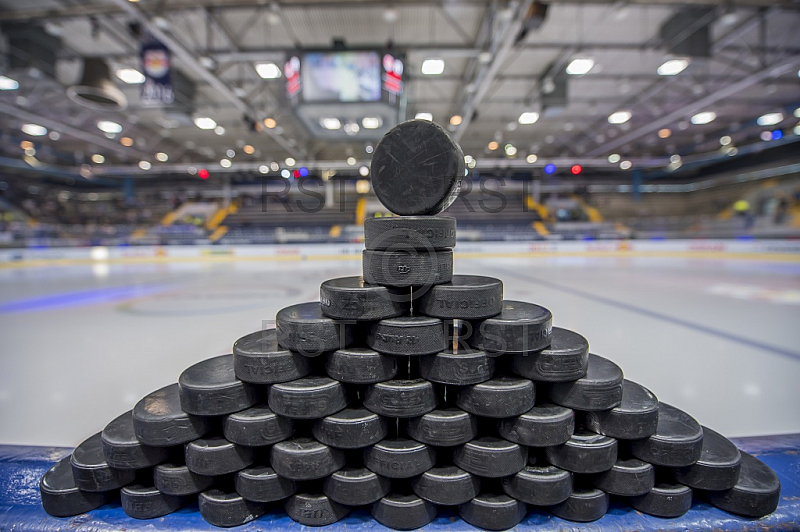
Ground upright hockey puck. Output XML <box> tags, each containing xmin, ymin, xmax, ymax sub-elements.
<box><xmin>312</xmin><ymin>407</ymin><xmax>388</xmax><ymax>449</ymax></box>
<box><xmin>502</xmin><ymin>464</ymin><xmax>573</xmax><ymax>506</ymax></box>
<box><xmin>416</xmin><ymin>275</ymin><xmax>503</xmax><ymax>319</ymax></box>
<box><xmin>185</xmin><ymin>436</ymin><xmax>254</xmax><ymax>476</ymax></box>
<box><xmin>323</xmin><ymin>467</ymin><xmax>391</xmax><ymax>506</ymax></box>
<box><xmin>199</xmin><ymin>488</ymin><xmax>267</xmax><ymax>527</ymax></box>
<box><xmin>222</xmin><ymin>404</ymin><xmax>294</xmax><ymax>446</ymax></box>
<box><xmin>458</xmin><ymin>493</ymin><xmax>527</xmax><ymax>531</ymax></box>
<box><xmin>364</xmin><ymin>216</ymin><xmax>457</xmax><ymax>250</ymax></box>
<box><xmin>456</xmin><ymin>377</ymin><xmax>535</xmax><ymax>418</ymax></box>
<box><xmin>510</xmin><ymin>326</ymin><xmax>588</xmax><ymax>381</ymax></box>
<box><xmin>362</xmin><ymin>249</ymin><xmax>454</xmax><ymax>287</ymax></box>
<box><xmin>268</xmin><ymin>376</ymin><xmax>349</xmax><ymax>420</ymax></box>
<box><xmin>154</xmin><ymin>462</ymin><xmax>213</xmax><ymax>496</ymax></box>
<box><xmin>235</xmin><ymin>465</ymin><xmax>297</xmax><ymax>503</ymax></box>
<box><xmin>545</xmin><ymin>431</ymin><xmax>618</xmax><ymax>474</ymax></box>
<box><xmin>232</xmin><ymin>329</ymin><xmax>311</xmax><ymax>384</ymax></box>
<box><xmin>40</xmin><ymin>456</ymin><xmax>115</xmax><ymax>517</ymax></box>
<box><xmin>453</xmin><ymin>437</ymin><xmax>527</xmax><ymax>478</ymax></box>
<box><xmin>270</xmin><ymin>438</ymin><xmax>346</xmax><ymax>480</ymax></box>
<box><xmin>498</xmin><ymin>403</ymin><xmax>574</xmax><ymax>447</ymax></box>
<box><xmin>285</xmin><ymin>492</ymin><xmax>350</xmax><ymax>526</ymax></box>
<box><xmin>412</xmin><ymin>465</ymin><xmax>480</xmax><ymax>506</ymax></box>
<box><xmin>363</xmin><ymin>438</ymin><xmax>436</xmax><ymax>479</ymax></box>
<box><xmin>276</xmin><ymin>302</ymin><xmax>354</xmax><ymax>356</ymax></box>
<box><xmin>407</xmin><ymin>408</ymin><xmax>477</xmax><ymax>447</ymax></box>
<box><xmin>325</xmin><ymin>347</ymin><xmax>398</xmax><ymax>384</ymax></box>
<box><xmin>121</xmin><ymin>483</ymin><xmax>187</xmax><ymax>519</ymax></box>
<box><xmin>364</xmin><ymin>379</ymin><xmax>438</xmax><ymax>418</ymax></box>
<box><xmin>550</xmin><ymin>488</ymin><xmax>609</xmax><ymax>522</ymax></box>
<box><xmin>71</xmin><ymin>433</ymin><xmax>136</xmax><ymax>492</ymax></box>
<box><xmin>591</xmin><ymin>457</ymin><xmax>654</xmax><ymax>496</ymax></box>
<box><xmin>468</xmin><ymin>300</ymin><xmax>553</xmax><ymax>355</ymax></box>
<box><xmin>673</xmin><ymin>426</ymin><xmax>741</xmax><ymax>490</ymax></box>
<box><xmin>178</xmin><ymin>354</ymin><xmax>259</xmax><ymax>416</ymax></box>
<box><xmin>703</xmin><ymin>451</ymin><xmax>781</xmax><ymax>517</ymax></box>
<box><xmin>547</xmin><ymin>354</ymin><xmax>623</xmax><ymax>411</ymax></box>
<box><xmin>629</xmin><ymin>402</ymin><xmax>703</xmax><ymax>467</ymax></box>
<box><xmin>418</xmin><ymin>347</ymin><xmax>495</xmax><ymax>385</ymax></box>
<box><xmin>370</xmin><ymin>492</ymin><xmax>438</xmax><ymax>530</ymax></box>
<box><xmin>367</xmin><ymin>316</ymin><xmax>446</xmax><ymax>356</ymax></box>
<box><xmin>102</xmin><ymin>411</ymin><xmax>170</xmax><ymax>469</ymax></box>
<box><xmin>133</xmin><ymin>384</ymin><xmax>212</xmax><ymax>447</ymax></box>
<box><xmin>320</xmin><ymin>276</ymin><xmax>410</xmax><ymax>320</ymax></box>
<box><xmin>629</xmin><ymin>482</ymin><xmax>693</xmax><ymax>518</ymax></box>
<box><xmin>370</xmin><ymin>119</ymin><xmax>464</xmax><ymax>216</ymax></box>
<box><xmin>583</xmin><ymin>379</ymin><xmax>658</xmax><ymax>440</ymax></box>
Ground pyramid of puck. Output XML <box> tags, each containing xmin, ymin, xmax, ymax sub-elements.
<box><xmin>40</xmin><ymin>119</ymin><xmax>781</xmax><ymax>529</ymax></box>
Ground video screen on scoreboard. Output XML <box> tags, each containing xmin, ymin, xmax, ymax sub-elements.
<box><xmin>301</xmin><ymin>51</ymin><xmax>382</xmax><ymax>102</ymax></box>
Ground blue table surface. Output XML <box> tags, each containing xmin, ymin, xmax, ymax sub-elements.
<box><xmin>1</xmin><ymin>434</ymin><xmax>798</xmax><ymax>531</ymax></box>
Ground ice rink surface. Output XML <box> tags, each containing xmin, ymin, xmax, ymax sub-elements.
<box><xmin>1</xmin><ymin>251</ymin><xmax>799</xmax><ymax>447</ymax></box>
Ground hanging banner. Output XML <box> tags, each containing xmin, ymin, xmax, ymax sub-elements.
<box><xmin>140</xmin><ymin>37</ymin><xmax>174</xmax><ymax>107</ymax></box>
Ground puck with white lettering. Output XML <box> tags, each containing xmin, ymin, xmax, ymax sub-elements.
<box><xmin>235</xmin><ymin>465</ymin><xmax>297</xmax><ymax>502</ymax></box>
<box><xmin>133</xmin><ymin>384</ymin><xmax>212</xmax><ymax>447</ymax></box>
<box><xmin>629</xmin><ymin>402</ymin><xmax>703</xmax><ymax>467</ymax></box>
<box><xmin>362</xmin><ymin>249</ymin><xmax>453</xmax><ymax>288</ymax></box>
<box><xmin>286</xmin><ymin>492</ymin><xmax>351</xmax><ymax>526</ymax></box>
<box><xmin>153</xmin><ymin>462</ymin><xmax>213</xmax><ymax>496</ymax></box>
<box><xmin>510</xmin><ymin>327</ymin><xmax>588</xmax><ymax>381</ymax></box>
<box><xmin>325</xmin><ymin>347</ymin><xmax>398</xmax><ymax>384</ymax></box>
<box><xmin>102</xmin><ymin>411</ymin><xmax>170</xmax><ymax>469</ymax></box>
<box><xmin>583</xmin><ymin>379</ymin><xmax>658</xmax><ymax>440</ymax></box>
<box><xmin>121</xmin><ymin>483</ymin><xmax>188</xmax><ymax>519</ymax></box>
<box><xmin>418</xmin><ymin>347</ymin><xmax>495</xmax><ymax>385</ymax></box>
<box><xmin>268</xmin><ymin>376</ymin><xmax>349</xmax><ymax>420</ymax></box>
<box><xmin>545</xmin><ymin>431</ymin><xmax>618</xmax><ymax>474</ymax></box>
<box><xmin>363</xmin><ymin>438</ymin><xmax>436</xmax><ymax>479</ymax></box>
<box><xmin>222</xmin><ymin>404</ymin><xmax>294</xmax><ymax>446</ymax></box>
<box><xmin>320</xmin><ymin>276</ymin><xmax>410</xmax><ymax>320</ymax></box>
<box><xmin>407</xmin><ymin>408</ymin><xmax>477</xmax><ymax>447</ymax></box>
<box><xmin>71</xmin><ymin>433</ymin><xmax>136</xmax><ymax>492</ymax></box>
<box><xmin>370</xmin><ymin>492</ymin><xmax>438</xmax><ymax>530</ymax></box>
<box><xmin>673</xmin><ymin>426</ymin><xmax>741</xmax><ymax>490</ymax></box>
<box><xmin>323</xmin><ymin>467</ymin><xmax>391</xmax><ymax>506</ymax></box>
<box><xmin>703</xmin><ymin>451</ymin><xmax>781</xmax><ymax>517</ymax></box>
<box><xmin>498</xmin><ymin>403</ymin><xmax>574</xmax><ymax>447</ymax></box>
<box><xmin>364</xmin><ymin>379</ymin><xmax>438</xmax><ymax>418</ymax></box>
<box><xmin>185</xmin><ymin>436</ymin><xmax>255</xmax><ymax>476</ymax></box>
<box><xmin>364</xmin><ymin>216</ymin><xmax>457</xmax><ymax>250</ymax></box>
<box><xmin>458</xmin><ymin>493</ymin><xmax>527</xmax><ymax>531</ymax></box>
<box><xmin>547</xmin><ymin>354</ymin><xmax>623</xmax><ymax>411</ymax></box>
<box><xmin>550</xmin><ymin>488</ymin><xmax>609</xmax><ymax>522</ymax></box>
<box><xmin>312</xmin><ymin>407</ymin><xmax>388</xmax><ymax>449</ymax></box>
<box><xmin>232</xmin><ymin>329</ymin><xmax>311</xmax><ymax>384</ymax></box>
<box><xmin>456</xmin><ymin>377</ymin><xmax>535</xmax><ymax>418</ymax></box>
<box><xmin>199</xmin><ymin>488</ymin><xmax>267</xmax><ymax>527</ymax></box>
<box><xmin>40</xmin><ymin>456</ymin><xmax>115</xmax><ymax>517</ymax></box>
<box><xmin>367</xmin><ymin>316</ymin><xmax>446</xmax><ymax>356</ymax></box>
<box><xmin>454</xmin><ymin>437</ymin><xmax>527</xmax><ymax>478</ymax></box>
<box><xmin>276</xmin><ymin>302</ymin><xmax>354</xmax><ymax>356</ymax></box>
<box><xmin>502</xmin><ymin>464</ymin><xmax>572</xmax><ymax>506</ymax></box>
<box><xmin>591</xmin><ymin>457</ymin><xmax>654</xmax><ymax>496</ymax></box>
<box><xmin>270</xmin><ymin>437</ymin><xmax>346</xmax><ymax>480</ymax></box>
<box><xmin>629</xmin><ymin>482</ymin><xmax>693</xmax><ymax>518</ymax></box>
<box><xmin>178</xmin><ymin>354</ymin><xmax>260</xmax><ymax>416</ymax></box>
<box><xmin>416</xmin><ymin>275</ymin><xmax>503</xmax><ymax>319</ymax></box>
<box><xmin>468</xmin><ymin>300</ymin><xmax>553</xmax><ymax>355</ymax></box>
<box><xmin>412</xmin><ymin>465</ymin><xmax>480</xmax><ymax>506</ymax></box>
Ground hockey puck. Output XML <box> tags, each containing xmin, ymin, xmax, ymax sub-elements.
<box><xmin>416</xmin><ymin>275</ymin><xmax>503</xmax><ymax>319</ymax></box>
<box><xmin>270</xmin><ymin>437</ymin><xmax>346</xmax><ymax>480</ymax></box>
<box><xmin>235</xmin><ymin>465</ymin><xmax>297</xmax><ymax>503</ymax></box>
<box><xmin>703</xmin><ymin>451</ymin><xmax>781</xmax><ymax>517</ymax></box>
<box><xmin>629</xmin><ymin>482</ymin><xmax>693</xmax><ymax>518</ymax></box>
<box><xmin>268</xmin><ymin>376</ymin><xmax>349</xmax><ymax>420</ymax></box>
<box><xmin>121</xmin><ymin>483</ymin><xmax>187</xmax><ymax>519</ymax></box>
<box><xmin>364</xmin><ymin>379</ymin><xmax>438</xmax><ymax>418</ymax></box>
<box><xmin>312</xmin><ymin>407</ymin><xmax>388</xmax><ymax>449</ymax></box>
<box><xmin>185</xmin><ymin>436</ymin><xmax>254</xmax><ymax>476</ymax></box>
<box><xmin>133</xmin><ymin>384</ymin><xmax>212</xmax><ymax>447</ymax></box>
<box><xmin>102</xmin><ymin>411</ymin><xmax>170</xmax><ymax>469</ymax></box>
<box><xmin>40</xmin><ymin>456</ymin><xmax>115</xmax><ymax>517</ymax></box>
<box><xmin>458</xmin><ymin>493</ymin><xmax>527</xmax><ymax>531</ymax></box>
<box><xmin>325</xmin><ymin>347</ymin><xmax>398</xmax><ymax>384</ymax></box>
<box><xmin>673</xmin><ymin>426</ymin><xmax>741</xmax><ymax>490</ymax></box>
<box><xmin>222</xmin><ymin>404</ymin><xmax>294</xmax><ymax>446</ymax></box>
<box><xmin>468</xmin><ymin>300</ymin><xmax>553</xmax><ymax>355</ymax></box>
<box><xmin>583</xmin><ymin>379</ymin><xmax>658</xmax><ymax>440</ymax></box>
<box><xmin>199</xmin><ymin>488</ymin><xmax>267</xmax><ymax>527</ymax></box>
<box><xmin>550</xmin><ymin>488</ymin><xmax>609</xmax><ymax>522</ymax></box>
<box><xmin>591</xmin><ymin>457</ymin><xmax>654</xmax><ymax>496</ymax></box>
<box><xmin>178</xmin><ymin>354</ymin><xmax>259</xmax><ymax>416</ymax></box>
<box><xmin>286</xmin><ymin>492</ymin><xmax>350</xmax><ymax>526</ymax></box>
<box><xmin>370</xmin><ymin>492</ymin><xmax>438</xmax><ymax>530</ymax></box>
<box><xmin>502</xmin><ymin>464</ymin><xmax>572</xmax><ymax>506</ymax></box>
<box><xmin>232</xmin><ymin>329</ymin><xmax>311</xmax><ymax>384</ymax></box>
<box><xmin>154</xmin><ymin>462</ymin><xmax>213</xmax><ymax>496</ymax></box>
<box><xmin>545</xmin><ymin>431</ymin><xmax>618</xmax><ymax>474</ymax></box>
<box><xmin>418</xmin><ymin>347</ymin><xmax>495</xmax><ymax>385</ymax></box>
<box><xmin>629</xmin><ymin>402</ymin><xmax>703</xmax><ymax>467</ymax></box>
<box><xmin>498</xmin><ymin>403</ymin><xmax>574</xmax><ymax>447</ymax></box>
<box><xmin>407</xmin><ymin>408</ymin><xmax>477</xmax><ymax>447</ymax></box>
<box><xmin>364</xmin><ymin>216</ymin><xmax>457</xmax><ymax>250</ymax></box>
<box><xmin>367</xmin><ymin>316</ymin><xmax>446</xmax><ymax>356</ymax></box>
<box><xmin>509</xmin><ymin>326</ymin><xmax>588</xmax><ymax>381</ymax></box>
<box><xmin>412</xmin><ymin>465</ymin><xmax>480</xmax><ymax>506</ymax></box>
<box><xmin>370</xmin><ymin>119</ymin><xmax>464</xmax><ymax>216</ymax></box>
<box><xmin>71</xmin><ymin>433</ymin><xmax>136</xmax><ymax>492</ymax></box>
<box><xmin>320</xmin><ymin>276</ymin><xmax>410</xmax><ymax>320</ymax></box>
<box><xmin>276</xmin><ymin>302</ymin><xmax>354</xmax><ymax>356</ymax></box>
<box><xmin>453</xmin><ymin>437</ymin><xmax>527</xmax><ymax>478</ymax></box>
<box><xmin>456</xmin><ymin>377</ymin><xmax>535</xmax><ymax>418</ymax></box>
<box><xmin>547</xmin><ymin>354</ymin><xmax>623</xmax><ymax>411</ymax></box>
<box><xmin>363</xmin><ymin>438</ymin><xmax>436</xmax><ymax>479</ymax></box>
<box><xmin>362</xmin><ymin>249</ymin><xmax>453</xmax><ymax>288</ymax></box>
<box><xmin>323</xmin><ymin>467</ymin><xmax>391</xmax><ymax>506</ymax></box>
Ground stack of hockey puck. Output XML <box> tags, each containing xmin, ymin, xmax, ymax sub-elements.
<box><xmin>40</xmin><ymin>120</ymin><xmax>781</xmax><ymax>529</ymax></box>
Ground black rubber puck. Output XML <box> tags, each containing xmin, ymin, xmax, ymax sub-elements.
<box><xmin>629</xmin><ymin>482</ymin><xmax>693</xmax><ymax>518</ymax></box>
<box><xmin>367</xmin><ymin>316</ymin><xmax>446</xmax><ymax>356</ymax></box>
<box><xmin>703</xmin><ymin>451</ymin><xmax>781</xmax><ymax>517</ymax></box>
<box><xmin>133</xmin><ymin>384</ymin><xmax>212</xmax><ymax>447</ymax></box>
<box><xmin>312</xmin><ymin>407</ymin><xmax>388</xmax><ymax>449</ymax></box>
<box><xmin>418</xmin><ymin>347</ymin><xmax>495</xmax><ymax>385</ymax></box>
<box><xmin>325</xmin><ymin>347</ymin><xmax>397</xmax><ymax>384</ymax></box>
<box><xmin>412</xmin><ymin>465</ymin><xmax>480</xmax><ymax>506</ymax></box>
<box><xmin>268</xmin><ymin>376</ymin><xmax>349</xmax><ymax>420</ymax></box>
<box><xmin>364</xmin><ymin>216</ymin><xmax>457</xmax><ymax>250</ymax></box>
<box><xmin>362</xmin><ymin>249</ymin><xmax>454</xmax><ymax>288</ymax></box>
<box><xmin>320</xmin><ymin>276</ymin><xmax>410</xmax><ymax>320</ymax></box>
<box><xmin>121</xmin><ymin>483</ymin><xmax>187</xmax><ymax>519</ymax></box>
<box><xmin>235</xmin><ymin>465</ymin><xmax>297</xmax><ymax>502</ymax></box>
<box><xmin>286</xmin><ymin>492</ymin><xmax>350</xmax><ymax>526</ymax></box>
<box><xmin>185</xmin><ymin>436</ymin><xmax>254</xmax><ymax>476</ymax></box>
<box><xmin>468</xmin><ymin>300</ymin><xmax>553</xmax><ymax>355</ymax></box>
<box><xmin>71</xmin><ymin>433</ymin><xmax>136</xmax><ymax>492</ymax></box>
<box><xmin>591</xmin><ymin>457</ymin><xmax>654</xmax><ymax>496</ymax></box>
<box><xmin>454</xmin><ymin>437</ymin><xmax>527</xmax><ymax>478</ymax></box>
<box><xmin>502</xmin><ymin>464</ymin><xmax>572</xmax><ymax>506</ymax></box>
<box><xmin>40</xmin><ymin>455</ymin><xmax>115</xmax><ymax>517</ymax></box>
<box><xmin>545</xmin><ymin>431</ymin><xmax>618</xmax><ymax>474</ymax></box>
<box><xmin>456</xmin><ymin>376</ymin><xmax>535</xmax><ymax>418</ymax></box>
<box><xmin>233</xmin><ymin>329</ymin><xmax>312</xmax><ymax>384</ymax></box>
<box><xmin>223</xmin><ymin>404</ymin><xmax>294</xmax><ymax>446</ymax></box>
<box><xmin>458</xmin><ymin>493</ymin><xmax>527</xmax><ymax>531</ymax></box>
<box><xmin>364</xmin><ymin>379</ymin><xmax>438</xmax><ymax>418</ymax></box>
<box><xmin>363</xmin><ymin>438</ymin><xmax>436</xmax><ymax>479</ymax></box>
<box><xmin>407</xmin><ymin>408</ymin><xmax>477</xmax><ymax>447</ymax></box>
<box><xmin>323</xmin><ymin>467</ymin><xmax>391</xmax><ymax>506</ymax></box>
<box><xmin>629</xmin><ymin>402</ymin><xmax>703</xmax><ymax>467</ymax></box>
<box><xmin>416</xmin><ymin>275</ymin><xmax>503</xmax><ymax>319</ymax></box>
<box><xmin>199</xmin><ymin>488</ymin><xmax>267</xmax><ymax>527</ymax></box>
<box><xmin>370</xmin><ymin>119</ymin><xmax>464</xmax><ymax>216</ymax></box>
<box><xmin>498</xmin><ymin>403</ymin><xmax>574</xmax><ymax>447</ymax></box>
<box><xmin>154</xmin><ymin>462</ymin><xmax>213</xmax><ymax>496</ymax></box>
<box><xmin>547</xmin><ymin>354</ymin><xmax>623</xmax><ymax>411</ymax></box>
<box><xmin>179</xmin><ymin>354</ymin><xmax>259</xmax><ymax>416</ymax></box>
<box><xmin>673</xmin><ymin>426</ymin><xmax>741</xmax><ymax>490</ymax></box>
<box><xmin>583</xmin><ymin>379</ymin><xmax>658</xmax><ymax>440</ymax></box>
<box><xmin>550</xmin><ymin>488</ymin><xmax>609</xmax><ymax>522</ymax></box>
<box><xmin>276</xmin><ymin>302</ymin><xmax>354</xmax><ymax>356</ymax></box>
<box><xmin>509</xmin><ymin>326</ymin><xmax>588</xmax><ymax>381</ymax></box>
<box><xmin>101</xmin><ymin>411</ymin><xmax>170</xmax><ymax>469</ymax></box>
<box><xmin>270</xmin><ymin>437</ymin><xmax>346</xmax><ymax>480</ymax></box>
<box><xmin>370</xmin><ymin>492</ymin><xmax>438</xmax><ymax>530</ymax></box>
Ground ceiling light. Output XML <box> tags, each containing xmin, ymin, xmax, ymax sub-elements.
<box><xmin>263</xmin><ymin>118</ymin><xmax>277</xmax><ymax>129</ymax></box>
<box><xmin>281</xmin><ymin>169</ymin><xmax>290</xmax><ymax>178</ymax></box>
<box><xmin>320</xmin><ymin>118</ymin><xmax>341</xmax><ymax>130</ymax></box>
<box><xmin>214</xmin><ymin>126</ymin><xmax>226</xmax><ymax>135</ymax></box>
<box><xmin>566</xmin><ymin>58</ymin><xmax>594</xmax><ymax>75</ymax></box>
<box><xmin>220</xmin><ymin>158</ymin><xmax>232</xmax><ymax>168</ymax></box>
<box><xmin>270</xmin><ymin>162</ymin><xmax>279</xmax><ymax>171</ymax></box>
<box><xmin>759</xmin><ymin>131</ymin><xmax>772</xmax><ymax>141</ymax></box>
<box><xmin>504</xmin><ymin>144</ymin><xmax>517</xmax><ymax>156</ymax></box>
<box><xmin>138</xmin><ymin>160</ymin><xmax>151</xmax><ymax>170</ymax></box>
<box><xmin>49</xmin><ymin>131</ymin><xmax>60</xmax><ymax>141</ymax></box>
<box><xmin>226</xmin><ymin>149</ymin><xmax>235</xmax><ymax>158</ymax></box>
<box><xmin>120</xmin><ymin>136</ymin><xmax>134</xmax><ymax>147</ymax></box>
<box><xmin>450</xmin><ymin>115</ymin><xmax>462</xmax><ymax>126</ymax></box>
<box><xmin>155</xmin><ymin>152</ymin><xmax>169</xmax><ymax>162</ymax></box>
<box><xmin>20</xmin><ymin>141</ymin><xmax>33</xmax><ymax>150</ymax></box>
<box><xmin>690</xmin><ymin>111</ymin><xmax>716</xmax><ymax>125</ymax></box>
<box><xmin>518</xmin><ymin>112</ymin><xmax>539</xmax><ymax>125</ymax></box>
<box><xmin>526</xmin><ymin>154</ymin><xmax>538</xmax><ymax>164</ymax></box>
<box><xmin>243</xmin><ymin>144</ymin><xmax>255</xmax><ymax>155</ymax></box>
<box><xmin>658</xmin><ymin>128</ymin><xmax>671</xmax><ymax>138</ymax></box>
<box><xmin>794</xmin><ymin>107</ymin><xmax>800</xmax><ymax>118</ymax></box>
<box><xmin>285</xmin><ymin>157</ymin><xmax>296</xmax><ymax>167</ymax></box>
<box><xmin>362</xmin><ymin>117</ymin><xmax>382</xmax><ymax>129</ymax></box>
<box><xmin>756</xmin><ymin>112</ymin><xmax>783</xmax><ymax>126</ymax></box>
<box><xmin>347</xmin><ymin>157</ymin><xmax>356</xmax><ymax>166</ymax></box>
<box><xmin>115</xmin><ymin>68</ymin><xmax>145</xmax><ymax>84</ymax></box>
<box><xmin>719</xmin><ymin>136</ymin><xmax>732</xmax><ymax>146</ymax></box>
<box><xmin>194</xmin><ymin>117</ymin><xmax>216</xmax><ymax>130</ymax></box>
<box><xmin>255</xmin><ymin>62</ymin><xmax>281</xmax><ymax>79</ymax></box>
<box><xmin>359</xmin><ymin>165</ymin><xmax>370</xmax><ymax>177</ymax></box>
<box><xmin>344</xmin><ymin>122</ymin><xmax>360</xmax><ymax>135</ymax></box>
<box><xmin>464</xmin><ymin>155</ymin><xmax>474</xmax><ymax>164</ymax></box>
<box><xmin>608</xmin><ymin>111</ymin><xmax>631</xmax><ymax>124</ymax></box>
<box><xmin>670</xmin><ymin>155</ymin><xmax>681</xmax><ymax>164</ymax></box>
<box><xmin>365</xmin><ymin>145</ymin><xmax>374</xmax><ymax>154</ymax></box>
<box><xmin>0</xmin><ymin>76</ymin><xmax>19</xmax><ymax>90</ymax></box>
<box><xmin>657</xmin><ymin>58</ymin><xmax>689</xmax><ymax>76</ymax></box>
<box><xmin>488</xmin><ymin>141</ymin><xmax>499</xmax><ymax>151</ymax></box>
<box><xmin>91</xmin><ymin>154</ymin><xmax>105</xmax><ymax>164</ymax></box>
<box><xmin>421</xmin><ymin>59</ymin><xmax>445</xmax><ymax>75</ymax></box>
<box><xmin>415</xmin><ymin>112</ymin><xmax>433</xmax><ymax>121</ymax></box>
<box><xmin>619</xmin><ymin>160</ymin><xmax>632</xmax><ymax>170</ymax></box>
<box><xmin>607</xmin><ymin>153</ymin><xmax>620</xmax><ymax>163</ymax></box>
<box><xmin>259</xmin><ymin>165</ymin><xmax>269</xmax><ymax>174</ymax></box>
<box><xmin>21</xmin><ymin>124</ymin><xmax>47</xmax><ymax>136</ymax></box>
<box><xmin>356</xmin><ymin>179</ymin><xmax>370</xmax><ymax>193</ymax></box>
